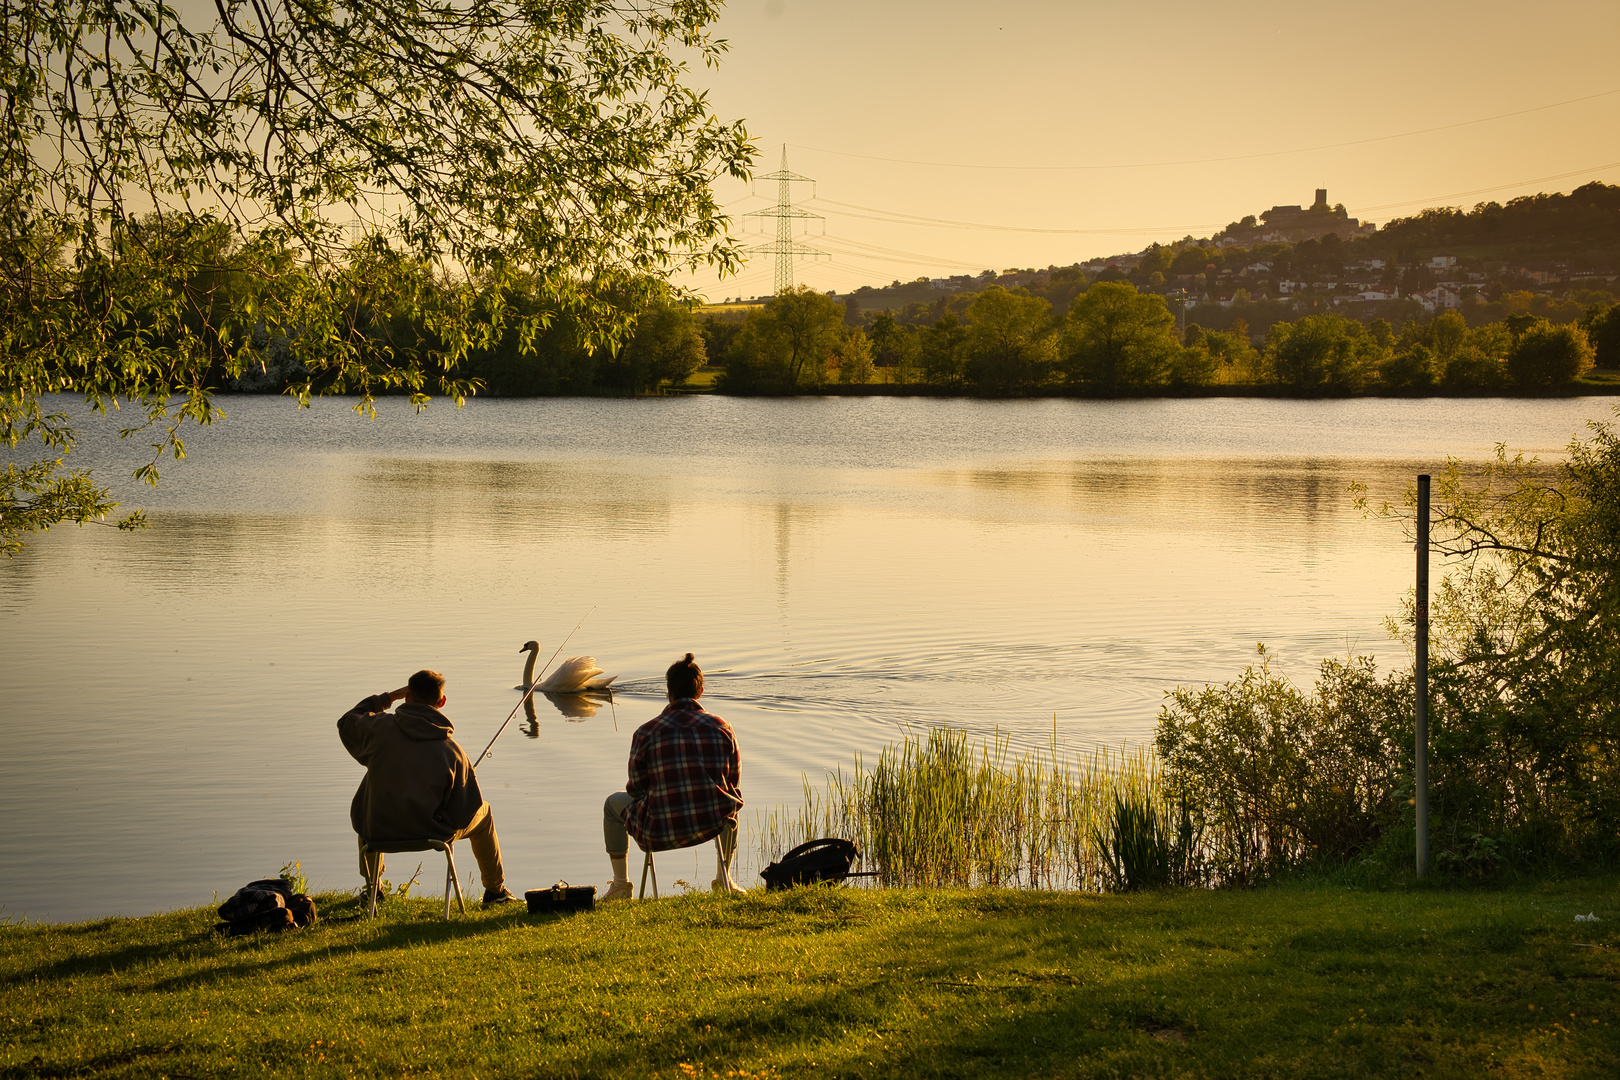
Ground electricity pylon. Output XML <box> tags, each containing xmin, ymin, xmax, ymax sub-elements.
<box><xmin>744</xmin><ymin>145</ymin><xmax>826</xmax><ymax>294</ymax></box>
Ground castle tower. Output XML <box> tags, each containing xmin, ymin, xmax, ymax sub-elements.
<box><xmin>1313</xmin><ymin>188</ymin><xmax>1329</xmax><ymax>211</ymax></box>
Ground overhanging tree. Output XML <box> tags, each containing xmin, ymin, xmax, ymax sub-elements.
<box><xmin>1</xmin><ymin>0</ymin><xmax>752</xmax><ymax>554</ymax></box>
<box><xmin>1356</xmin><ymin>413</ymin><xmax>1620</xmax><ymax>853</ymax></box>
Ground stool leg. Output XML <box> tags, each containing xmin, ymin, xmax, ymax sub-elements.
<box><xmin>364</xmin><ymin>848</ymin><xmax>381</xmax><ymax>919</ymax></box>
<box><xmin>715</xmin><ymin>836</ymin><xmax>729</xmax><ymax>892</ymax></box>
<box><xmin>639</xmin><ymin>851</ymin><xmax>658</xmax><ymax>899</ymax></box>
<box><xmin>714</xmin><ymin>827</ymin><xmax>741</xmax><ymax>895</ymax></box>
<box><xmin>445</xmin><ymin>845</ymin><xmax>466</xmax><ymax>916</ymax></box>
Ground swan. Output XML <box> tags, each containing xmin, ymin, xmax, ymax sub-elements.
<box><xmin>518</xmin><ymin>640</ymin><xmax>617</xmax><ymax>693</ymax></box>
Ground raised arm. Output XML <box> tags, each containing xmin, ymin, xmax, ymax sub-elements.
<box><xmin>337</xmin><ymin>688</ymin><xmax>406</xmax><ymax>764</ymax></box>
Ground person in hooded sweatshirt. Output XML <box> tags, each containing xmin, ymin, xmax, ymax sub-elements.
<box><xmin>339</xmin><ymin>668</ymin><xmax>518</xmax><ymax>905</ymax></box>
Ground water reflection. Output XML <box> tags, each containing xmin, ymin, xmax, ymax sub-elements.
<box><xmin>540</xmin><ymin>689</ymin><xmax>615</xmax><ymax>721</ymax></box>
<box><xmin>351</xmin><ymin>458</ymin><xmax>673</xmax><ymax>539</ymax></box>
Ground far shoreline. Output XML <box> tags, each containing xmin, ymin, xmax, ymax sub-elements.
<box><xmin>210</xmin><ymin>378</ymin><xmax>1620</xmax><ymax>402</ymax></box>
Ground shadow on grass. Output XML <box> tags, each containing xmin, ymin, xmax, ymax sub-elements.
<box><xmin>0</xmin><ymin>893</ymin><xmax>554</xmax><ymax>991</ymax></box>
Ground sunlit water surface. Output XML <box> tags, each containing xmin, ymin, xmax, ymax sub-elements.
<box><xmin>2</xmin><ymin>395</ymin><xmax>1610</xmax><ymax>922</ymax></box>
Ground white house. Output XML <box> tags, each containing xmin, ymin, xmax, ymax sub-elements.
<box><xmin>1423</xmin><ymin>285</ymin><xmax>1464</xmax><ymax>310</ymax></box>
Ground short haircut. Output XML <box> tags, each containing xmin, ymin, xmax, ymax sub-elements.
<box><xmin>408</xmin><ymin>669</ymin><xmax>446</xmax><ymax>701</ymax></box>
<box><xmin>666</xmin><ymin>653</ymin><xmax>703</xmax><ymax>699</ymax></box>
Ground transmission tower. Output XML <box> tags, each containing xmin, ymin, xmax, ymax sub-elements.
<box><xmin>744</xmin><ymin>145</ymin><xmax>827</xmax><ymax>294</ymax></box>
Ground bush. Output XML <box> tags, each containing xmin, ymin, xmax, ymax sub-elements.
<box><xmin>1263</xmin><ymin>314</ymin><xmax>1384</xmax><ymax>394</ymax></box>
<box><xmin>1507</xmin><ymin>319</ymin><xmax>1595</xmax><ymax>390</ymax></box>
<box><xmin>1156</xmin><ymin>651</ymin><xmax>1410</xmax><ymax>884</ymax></box>
<box><xmin>1380</xmin><ymin>343</ymin><xmax>1439</xmax><ymax>392</ymax></box>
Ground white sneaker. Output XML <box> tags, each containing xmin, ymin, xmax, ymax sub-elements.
<box><xmin>711</xmin><ymin>877</ymin><xmax>746</xmax><ymax>896</ymax></box>
<box><xmin>602</xmin><ymin>879</ymin><xmax>634</xmax><ymax>902</ymax></box>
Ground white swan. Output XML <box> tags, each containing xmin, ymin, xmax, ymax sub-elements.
<box><xmin>518</xmin><ymin>640</ymin><xmax>617</xmax><ymax>693</ymax></box>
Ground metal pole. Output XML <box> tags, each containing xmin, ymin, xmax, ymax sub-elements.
<box><xmin>1415</xmin><ymin>474</ymin><xmax>1430</xmax><ymax>878</ymax></box>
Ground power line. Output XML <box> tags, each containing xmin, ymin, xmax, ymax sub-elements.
<box><xmin>1347</xmin><ymin>160</ymin><xmax>1620</xmax><ymax>215</ymax></box>
<box><xmin>794</xmin><ymin>87</ymin><xmax>1620</xmax><ymax>172</ymax></box>
<box><xmin>811</xmin><ymin>198</ymin><xmax>1225</xmax><ymax>235</ymax></box>
<box><xmin>818</xmin><ymin>235</ymin><xmax>990</xmax><ymax>273</ymax></box>
<box><xmin>801</xmin><ymin>159</ymin><xmax>1620</xmax><ymax>239</ymax></box>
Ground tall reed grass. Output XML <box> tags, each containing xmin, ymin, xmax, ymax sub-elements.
<box><xmin>756</xmin><ymin>728</ymin><xmax>1198</xmax><ymax>892</ymax></box>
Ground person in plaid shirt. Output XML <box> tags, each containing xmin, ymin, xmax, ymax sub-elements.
<box><xmin>601</xmin><ymin>653</ymin><xmax>744</xmax><ymax>899</ymax></box>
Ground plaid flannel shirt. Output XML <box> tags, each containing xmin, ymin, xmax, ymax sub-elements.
<box><xmin>623</xmin><ymin>698</ymin><xmax>743</xmax><ymax>852</ymax></box>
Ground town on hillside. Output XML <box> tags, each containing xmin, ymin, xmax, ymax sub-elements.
<box><xmin>764</xmin><ymin>182</ymin><xmax>1620</xmax><ymax>342</ymax></box>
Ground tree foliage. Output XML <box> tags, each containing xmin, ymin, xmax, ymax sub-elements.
<box><xmin>718</xmin><ymin>287</ymin><xmax>843</xmax><ymax>394</ymax></box>
<box><xmin>1</xmin><ymin>0</ymin><xmax>751</xmax><ymax>552</ymax></box>
<box><xmin>603</xmin><ymin>302</ymin><xmax>708</xmax><ymax>395</ymax></box>
<box><xmin>1061</xmin><ymin>282</ymin><xmax>1181</xmax><ymax>394</ymax></box>
<box><xmin>836</xmin><ymin>328</ymin><xmax>876</xmax><ymax>385</ymax></box>
<box><xmin>1263</xmin><ymin>314</ymin><xmax>1382</xmax><ymax>394</ymax></box>
<box><xmin>1506</xmin><ymin>320</ymin><xmax>1594</xmax><ymax>391</ymax></box>
<box><xmin>963</xmin><ymin>287</ymin><xmax>1056</xmax><ymax>395</ymax></box>
<box><xmin>1352</xmin><ymin>416</ymin><xmax>1620</xmax><ymax>860</ymax></box>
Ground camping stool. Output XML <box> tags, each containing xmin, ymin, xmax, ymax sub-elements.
<box><xmin>639</xmin><ymin>835</ymin><xmax>732</xmax><ymax>900</ymax></box>
<box><xmin>360</xmin><ymin>837</ymin><xmax>466</xmax><ymax>919</ymax></box>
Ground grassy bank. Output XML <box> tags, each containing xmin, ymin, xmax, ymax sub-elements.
<box><xmin>4</xmin><ymin>879</ymin><xmax>1618</xmax><ymax>1078</ymax></box>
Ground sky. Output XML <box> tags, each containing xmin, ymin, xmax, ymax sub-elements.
<box><xmin>673</xmin><ymin>0</ymin><xmax>1620</xmax><ymax>300</ymax></box>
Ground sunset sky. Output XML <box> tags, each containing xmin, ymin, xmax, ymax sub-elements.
<box><xmin>677</xmin><ymin>0</ymin><xmax>1620</xmax><ymax>299</ymax></box>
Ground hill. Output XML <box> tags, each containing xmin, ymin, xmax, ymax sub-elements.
<box><xmin>818</xmin><ymin>183</ymin><xmax>1620</xmax><ymax>335</ymax></box>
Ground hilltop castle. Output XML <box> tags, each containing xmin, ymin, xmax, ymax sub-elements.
<box><xmin>1224</xmin><ymin>189</ymin><xmax>1377</xmax><ymax>244</ymax></box>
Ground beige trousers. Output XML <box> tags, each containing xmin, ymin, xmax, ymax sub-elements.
<box><xmin>602</xmin><ymin>790</ymin><xmax>736</xmax><ymax>864</ymax></box>
<box><xmin>358</xmin><ymin>802</ymin><xmax>505</xmax><ymax>892</ymax></box>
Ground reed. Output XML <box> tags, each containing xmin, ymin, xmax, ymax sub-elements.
<box><xmin>757</xmin><ymin>727</ymin><xmax>1183</xmax><ymax>892</ymax></box>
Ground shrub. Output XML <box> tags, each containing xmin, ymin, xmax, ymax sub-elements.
<box><xmin>1263</xmin><ymin>314</ymin><xmax>1384</xmax><ymax>394</ymax></box>
<box><xmin>1506</xmin><ymin>319</ymin><xmax>1595</xmax><ymax>390</ymax></box>
<box><xmin>1156</xmin><ymin>651</ymin><xmax>1409</xmax><ymax>883</ymax></box>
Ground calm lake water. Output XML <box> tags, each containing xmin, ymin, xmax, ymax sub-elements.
<box><xmin>2</xmin><ymin>395</ymin><xmax>1611</xmax><ymax>922</ymax></box>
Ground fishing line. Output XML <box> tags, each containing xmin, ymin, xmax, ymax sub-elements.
<box><xmin>473</xmin><ymin>606</ymin><xmax>596</xmax><ymax>768</ymax></box>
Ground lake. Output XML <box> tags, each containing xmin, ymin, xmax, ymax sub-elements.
<box><xmin>1</xmin><ymin>395</ymin><xmax>1611</xmax><ymax>923</ymax></box>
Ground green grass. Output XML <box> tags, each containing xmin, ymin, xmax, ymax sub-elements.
<box><xmin>673</xmin><ymin>365</ymin><xmax>723</xmax><ymax>392</ymax></box>
<box><xmin>4</xmin><ymin>880</ymin><xmax>1619</xmax><ymax>1078</ymax></box>
<box><xmin>1576</xmin><ymin>368</ymin><xmax>1620</xmax><ymax>389</ymax></box>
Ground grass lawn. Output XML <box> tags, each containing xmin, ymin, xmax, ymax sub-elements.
<box><xmin>3</xmin><ymin>879</ymin><xmax>1618</xmax><ymax>1078</ymax></box>
<box><xmin>674</xmin><ymin>366</ymin><xmax>723</xmax><ymax>391</ymax></box>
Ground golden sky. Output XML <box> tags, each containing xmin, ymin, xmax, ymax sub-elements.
<box><xmin>680</xmin><ymin>0</ymin><xmax>1620</xmax><ymax>299</ymax></box>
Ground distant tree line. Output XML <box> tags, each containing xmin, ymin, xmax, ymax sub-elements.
<box><xmin>705</xmin><ymin>282</ymin><xmax>1616</xmax><ymax>397</ymax></box>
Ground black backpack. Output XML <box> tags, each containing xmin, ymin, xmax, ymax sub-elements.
<box><xmin>761</xmin><ymin>838</ymin><xmax>860</xmax><ymax>891</ymax></box>
<box><xmin>216</xmin><ymin>878</ymin><xmax>317</xmax><ymax>936</ymax></box>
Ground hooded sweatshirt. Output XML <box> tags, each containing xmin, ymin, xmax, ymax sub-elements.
<box><xmin>338</xmin><ymin>699</ymin><xmax>485</xmax><ymax>841</ymax></box>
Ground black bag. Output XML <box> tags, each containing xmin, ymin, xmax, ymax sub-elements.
<box><xmin>215</xmin><ymin>878</ymin><xmax>318</xmax><ymax>936</ymax></box>
<box><xmin>525</xmin><ymin>881</ymin><xmax>597</xmax><ymax>914</ymax></box>
<box><xmin>761</xmin><ymin>838</ymin><xmax>860</xmax><ymax>891</ymax></box>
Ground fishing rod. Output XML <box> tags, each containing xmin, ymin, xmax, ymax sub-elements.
<box><xmin>473</xmin><ymin>606</ymin><xmax>595</xmax><ymax>768</ymax></box>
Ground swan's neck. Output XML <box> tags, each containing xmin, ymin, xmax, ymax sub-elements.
<box><xmin>522</xmin><ymin>649</ymin><xmax>538</xmax><ymax>687</ymax></box>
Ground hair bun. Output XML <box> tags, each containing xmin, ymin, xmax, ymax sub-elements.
<box><xmin>683</xmin><ymin>652</ymin><xmax>695</xmax><ymax>664</ymax></box>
